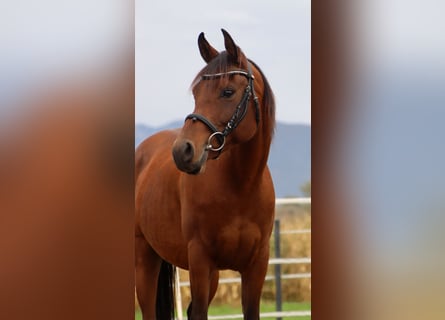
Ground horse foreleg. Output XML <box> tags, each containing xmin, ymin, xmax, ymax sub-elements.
<box><xmin>241</xmin><ymin>248</ymin><xmax>269</xmax><ymax>320</ymax></box>
<box><xmin>135</xmin><ymin>235</ymin><xmax>162</xmax><ymax>320</ymax></box>
<box><xmin>187</xmin><ymin>241</ymin><xmax>215</xmax><ymax>320</ymax></box>
<box><xmin>208</xmin><ymin>270</ymin><xmax>219</xmax><ymax>304</ymax></box>
<box><xmin>187</xmin><ymin>269</ymin><xmax>219</xmax><ymax>319</ymax></box>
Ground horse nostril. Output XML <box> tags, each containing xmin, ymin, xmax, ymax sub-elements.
<box><xmin>182</xmin><ymin>141</ymin><xmax>194</xmax><ymax>162</ymax></box>
<box><xmin>172</xmin><ymin>139</ymin><xmax>197</xmax><ymax>171</ymax></box>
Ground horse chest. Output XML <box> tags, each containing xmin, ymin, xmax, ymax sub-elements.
<box><xmin>205</xmin><ymin>219</ymin><xmax>262</xmax><ymax>269</ymax></box>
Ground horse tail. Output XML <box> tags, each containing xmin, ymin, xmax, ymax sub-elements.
<box><xmin>156</xmin><ymin>260</ymin><xmax>176</xmax><ymax>320</ymax></box>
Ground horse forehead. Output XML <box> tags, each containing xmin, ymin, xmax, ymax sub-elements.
<box><xmin>192</xmin><ymin>74</ymin><xmax>248</xmax><ymax>95</ymax></box>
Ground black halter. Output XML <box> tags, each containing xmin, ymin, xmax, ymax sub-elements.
<box><xmin>185</xmin><ymin>62</ymin><xmax>260</xmax><ymax>156</ymax></box>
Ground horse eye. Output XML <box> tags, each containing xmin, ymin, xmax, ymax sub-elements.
<box><xmin>221</xmin><ymin>88</ymin><xmax>235</xmax><ymax>98</ymax></box>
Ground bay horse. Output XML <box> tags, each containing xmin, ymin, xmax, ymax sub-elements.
<box><xmin>135</xmin><ymin>29</ymin><xmax>276</xmax><ymax>320</ymax></box>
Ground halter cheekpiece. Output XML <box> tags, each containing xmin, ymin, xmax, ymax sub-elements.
<box><xmin>185</xmin><ymin>62</ymin><xmax>260</xmax><ymax>157</ymax></box>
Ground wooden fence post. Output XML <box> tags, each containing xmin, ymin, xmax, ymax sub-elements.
<box><xmin>274</xmin><ymin>219</ymin><xmax>282</xmax><ymax>320</ymax></box>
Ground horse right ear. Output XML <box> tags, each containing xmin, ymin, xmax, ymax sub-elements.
<box><xmin>198</xmin><ymin>32</ymin><xmax>219</xmax><ymax>63</ymax></box>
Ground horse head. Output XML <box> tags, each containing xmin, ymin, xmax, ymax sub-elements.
<box><xmin>172</xmin><ymin>29</ymin><xmax>264</xmax><ymax>174</ymax></box>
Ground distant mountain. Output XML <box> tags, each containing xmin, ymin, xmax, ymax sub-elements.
<box><xmin>268</xmin><ymin>123</ymin><xmax>311</xmax><ymax>197</ymax></box>
<box><xmin>136</xmin><ymin>121</ymin><xmax>310</xmax><ymax>197</ymax></box>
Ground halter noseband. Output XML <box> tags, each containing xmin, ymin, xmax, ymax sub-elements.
<box><xmin>185</xmin><ymin>62</ymin><xmax>260</xmax><ymax>157</ymax></box>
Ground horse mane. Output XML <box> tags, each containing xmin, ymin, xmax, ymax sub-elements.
<box><xmin>248</xmin><ymin>59</ymin><xmax>276</xmax><ymax>137</ymax></box>
<box><xmin>190</xmin><ymin>52</ymin><xmax>276</xmax><ymax>138</ymax></box>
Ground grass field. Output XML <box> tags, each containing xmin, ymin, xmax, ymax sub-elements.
<box><xmin>135</xmin><ymin>301</ymin><xmax>311</xmax><ymax>320</ymax></box>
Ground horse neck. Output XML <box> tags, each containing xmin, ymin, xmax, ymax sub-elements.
<box><xmin>221</xmin><ymin>120</ymin><xmax>273</xmax><ymax>190</ymax></box>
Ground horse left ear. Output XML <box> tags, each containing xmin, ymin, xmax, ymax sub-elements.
<box><xmin>221</xmin><ymin>29</ymin><xmax>241</xmax><ymax>64</ymax></box>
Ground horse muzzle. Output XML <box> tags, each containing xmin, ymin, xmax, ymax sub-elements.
<box><xmin>172</xmin><ymin>139</ymin><xmax>208</xmax><ymax>174</ymax></box>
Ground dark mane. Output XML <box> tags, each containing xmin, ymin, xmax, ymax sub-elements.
<box><xmin>248</xmin><ymin>59</ymin><xmax>276</xmax><ymax>137</ymax></box>
<box><xmin>191</xmin><ymin>53</ymin><xmax>276</xmax><ymax>137</ymax></box>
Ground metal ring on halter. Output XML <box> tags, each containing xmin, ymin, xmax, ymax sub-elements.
<box><xmin>205</xmin><ymin>132</ymin><xmax>226</xmax><ymax>152</ymax></box>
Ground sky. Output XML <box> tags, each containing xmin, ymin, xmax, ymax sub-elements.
<box><xmin>0</xmin><ymin>1</ymin><xmax>310</xmax><ymax>127</ymax></box>
<box><xmin>0</xmin><ymin>1</ymin><xmax>130</xmax><ymax>119</ymax></box>
<box><xmin>135</xmin><ymin>0</ymin><xmax>311</xmax><ymax>127</ymax></box>
<box><xmin>341</xmin><ymin>0</ymin><xmax>445</xmax><ymax>260</ymax></box>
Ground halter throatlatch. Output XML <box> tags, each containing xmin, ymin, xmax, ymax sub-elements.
<box><xmin>185</xmin><ymin>62</ymin><xmax>259</xmax><ymax>156</ymax></box>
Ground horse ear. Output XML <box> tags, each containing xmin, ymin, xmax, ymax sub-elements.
<box><xmin>198</xmin><ymin>32</ymin><xmax>219</xmax><ymax>63</ymax></box>
<box><xmin>221</xmin><ymin>29</ymin><xmax>240</xmax><ymax>64</ymax></box>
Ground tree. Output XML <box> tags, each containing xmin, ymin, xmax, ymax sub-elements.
<box><xmin>300</xmin><ymin>180</ymin><xmax>311</xmax><ymax>197</ymax></box>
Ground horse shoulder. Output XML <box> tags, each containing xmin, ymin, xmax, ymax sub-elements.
<box><xmin>135</xmin><ymin>129</ymin><xmax>180</xmax><ymax>180</ymax></box>
<box><xmin>256</xmin><ymin>165</ymin><xmax>275</xmax><ymax>204</ymax></box>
